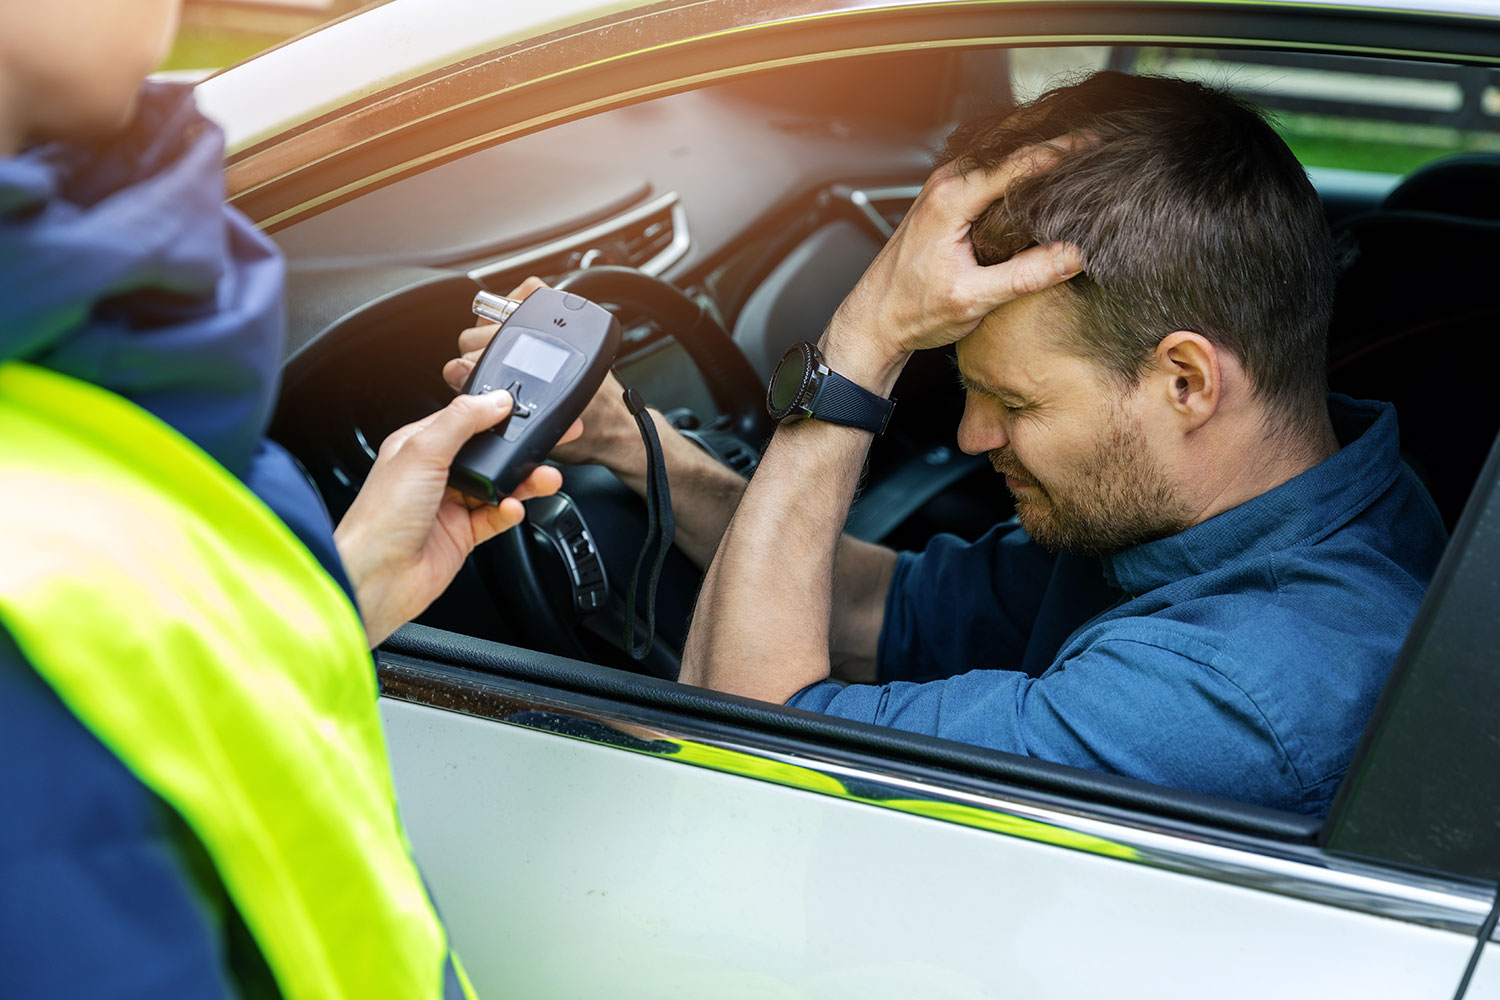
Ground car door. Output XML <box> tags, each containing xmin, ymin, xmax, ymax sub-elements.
<box><xmin>194</xmin><ymin>0</ymin><xmax>1500</xmax><ymax>994</ymax></box>
<box><xmin>379</xmin><ymin>426</ymin><xmax>1500</xmax><ymax>994</ymax></box>
<box><xmin>377</xmin><ymin>413</ymin><xmax>1500</xmax><ymax>996</ymax></box>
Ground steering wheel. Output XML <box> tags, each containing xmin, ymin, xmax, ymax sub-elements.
<box><xmin>557</xmin><ymin>266</ymin><xmax>771</xmax><ymax>441</ymax></box>
<box><xmin>475</xmin><ymin>266</ymin><xmax>771</xmax><ymax>675</ymax></box>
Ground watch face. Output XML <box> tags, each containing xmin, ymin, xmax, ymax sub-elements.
<box><xmin>767</xmin><ymin>344</ymin><xmax>812</xmax><ymax>418</ymax></box>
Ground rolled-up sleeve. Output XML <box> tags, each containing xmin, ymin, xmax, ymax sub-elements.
<box><xmin>877</xmin><ymin>524</ymin><xmax>1056</xmax><ymax>684</ymax></box>
<box><xmin>790</xmin><ymin>627</ymin><xmax>1303</xmax><ymax>810</ymax></box>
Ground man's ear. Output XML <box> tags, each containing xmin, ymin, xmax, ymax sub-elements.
<box><xmin>1152</xmin><ymin>331</ymin><xmax>1221</xmax><ymax>430</ymax></box>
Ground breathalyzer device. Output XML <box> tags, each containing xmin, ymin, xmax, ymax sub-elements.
<box><xmin>449</xmin><ymin>287</ymin><xmax>621</xmax><ymax>504</ymax></box>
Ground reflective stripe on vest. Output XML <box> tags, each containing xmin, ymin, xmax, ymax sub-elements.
<box><xmin>0</xmin><ymin>361</ymin><xmax>473</xmax><ymax>1000</ymax></box>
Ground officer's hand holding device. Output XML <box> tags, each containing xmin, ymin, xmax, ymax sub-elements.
<box><xmin>445</xmin><ymin>284</ymin><xmax>673</xmax><ymax>661</ymax></box>
<box><xmin>335</xmin><ymin>286</ymin><xmax>620</xmax><ymax>648</ymax></box>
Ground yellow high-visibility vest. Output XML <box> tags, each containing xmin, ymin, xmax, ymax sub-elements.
<box><xmin>0</xmin><ymin>361</ymin><xmax>474</xmax><ymax>1000</ymax></box>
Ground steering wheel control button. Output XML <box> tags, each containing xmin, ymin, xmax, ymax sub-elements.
<box><xmin>552</xmin><ymin>509</ymin><xmax>582</xmax><ymax>536</ymax></box>
<box><xmin>574</xmin><ymin>557</ymin><xmax>604</xmax><ymax>588</ymax></box>
<box><xmin>523</xmin><ymin>493</ymin><xmax>611</xmax><ymax>620</ymax></box>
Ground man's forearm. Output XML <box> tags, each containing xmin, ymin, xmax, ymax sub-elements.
<box><xmin>597</xmin><ymin>409</ymin><xmax>747</xmax><ymax>568</ymax></box>
<box><xmin>596</xmin><ymin>407</ymin><xmax>894</xmax><ymax>673</ymax></box>
<box><xmin>830</xmin><ymin>536</ymin><xmax>897</xmax><ymax>681</ymax></box>
<box><xmin>680</xmin><ymin>337</ymin><xmax>904</xmax><ymax>700</ymax></box>
<box><xmin>679</xmin><ymin>418</ymin><xmax>877</xmax><ymax>699</ymax></box>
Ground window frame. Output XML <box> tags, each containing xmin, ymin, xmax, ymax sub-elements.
<box><xmin>241</xmin><ymin>0</ymin><xmax>1500</xmax><ymax>921</ymax></box>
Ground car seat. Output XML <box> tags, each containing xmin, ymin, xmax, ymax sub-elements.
<box><xmin>1326</xmin><ymin>152</ymin><xmax>1500</xmax><ymax>529</ymax></box>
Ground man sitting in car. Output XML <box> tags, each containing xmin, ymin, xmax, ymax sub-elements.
<box><xmin>447</xmin><ymin>72</ymin><xmax>1447</xmax><ymax>815</ymax></box>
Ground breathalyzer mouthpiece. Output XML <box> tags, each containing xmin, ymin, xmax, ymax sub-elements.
<box><xmin>472</xmin><ymin>290</ymin><xmax>522</xmax><ymax>326</ymax></box>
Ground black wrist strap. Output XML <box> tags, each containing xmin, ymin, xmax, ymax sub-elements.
<box><xmin>812</xmin><ymin>369</ymin><xmax>894</xmax><ymax>435</ymax></box>
<box><xmin>622</xmin><ymin>387</ymin><xmax>675</xmax><ymax>660</ymax></box>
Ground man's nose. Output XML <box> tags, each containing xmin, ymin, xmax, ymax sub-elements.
<box><xmin>956</xmin><ymin>398</ymin><xmax>1008</xmax><ymax>455</ymax></box>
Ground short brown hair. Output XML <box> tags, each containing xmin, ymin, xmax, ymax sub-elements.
<box><xmin>943</xmin><ymin>71</ymin><xmax>1334</xmax><ymax>437</ymax></box>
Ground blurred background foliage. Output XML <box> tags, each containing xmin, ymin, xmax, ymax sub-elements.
<box><xmin>158</xmin><ymin>0</ymin><xmax>368</xmax><ymax>73</ymax></box>
<box><xmin>160</xmin><ymin>25</ymin><xmax>289</xmax><ymax>72</ymax></box>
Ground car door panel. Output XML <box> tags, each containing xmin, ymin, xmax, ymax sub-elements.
<box><xmin>380</xmin><ymin>695</ymin><xmax>1486</xmax><ymax>998</ymax></box>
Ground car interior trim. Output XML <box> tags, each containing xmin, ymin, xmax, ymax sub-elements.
<box><xmin>245</xmin><ymin>27</ymin><xmax>1486</xmax><ymax>231</ymax></box>
<box><xmin>466</xmin><ymin>191</ymin><xmax>690</xmax><ymax>284</ymax></box>
<box><xmin>227</xmin><ymin>1</ymin><xmax>1500</xmax><ymax>230</ymax></box>
<box><xmin>202</xmin><ymin>0</ymin><xmax>1498</xmax><ymax>159</ymax></box>
<box><xmin>838</xmin><ymin>185</ymin><xmax>903</xmax><ymax>240</ymax></box>
<box><xmin>377</xmin><ymin>653</ymin><xmax>1500</xmax><ymax>940</ymax></box>
<box><xmin>242</xmin><ymin>38</ymin><xmax>1018</xmax><ymax>230</ymax></box>
<box><xmin>352</xmin><ymin>424</ymin><xmax>378</xmax><ymax>463</ymax></box>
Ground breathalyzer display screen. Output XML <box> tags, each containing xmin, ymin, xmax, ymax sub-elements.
<box><xmin>502</xmin><ymin>333</ymin><xmax>571</xmax><ymax>382</ymax></box>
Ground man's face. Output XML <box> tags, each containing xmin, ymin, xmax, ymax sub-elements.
<box><xmin>954</xmin><ymin>287</ymin><xmax>1192</xmax><ymax>557</ymax></box>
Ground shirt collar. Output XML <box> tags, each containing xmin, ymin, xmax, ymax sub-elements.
<box><xmin>1099</xmin><ymin>395</ymin><xmax>1401</xmax><ymax>594</ymax></box>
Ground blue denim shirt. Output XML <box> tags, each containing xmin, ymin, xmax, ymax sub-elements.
<box><xmin>789</xmin><ymin>396</ymin><xmax>1447</xmax><ymax>815</ymax></box>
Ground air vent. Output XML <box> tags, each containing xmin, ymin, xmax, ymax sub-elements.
<box><xmin>470</xmin><ymin>193</ymin><xmax>690</xmax><ymax>287</ymax></box>
<box><xmin>617</xmin><ymin>203</ymin><xmax>678</xmax><ymax>268</ymax></box>
<box><xmin>498</xmin><ymin>245</ymin><xmax>582</xmax><ymax>282</ymax></box>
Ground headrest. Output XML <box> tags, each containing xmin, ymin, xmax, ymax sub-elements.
<box><xmin>1382</xmin><ymin>152</ymin><xmax>1500</xmax><ymax>220</ymax></box>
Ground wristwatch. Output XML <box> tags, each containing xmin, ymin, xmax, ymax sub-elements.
<box><xmin>765</xmin><ymin>342</ymin><xmax>895</xmax><ymax>434</ymax></box>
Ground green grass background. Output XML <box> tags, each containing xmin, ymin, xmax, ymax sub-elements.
<box><xmin>158</xmin><ymin>25</ymin><xmax>288</xmax><ymax>73</ymax></box>
<box><xmin>1278</xmin><ymin>113</ymin><xmax>1500</xmax><ymax>176</ymax></box>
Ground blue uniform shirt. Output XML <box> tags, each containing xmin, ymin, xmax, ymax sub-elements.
<box><xmin>789</xmin><ymin>395</ymin><xmax>1447</xmax><ymax>815</ymax></box>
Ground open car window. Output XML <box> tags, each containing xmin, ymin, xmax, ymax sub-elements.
<box><xmin>1017</xmin><ymin>45</ymin><xmax>1500</xmax><ymax>194</ymax></box>
<box><xmin>264</xmin><ymin>37</ymin><xmax>1497</xmax><ymax>874</ymax></box>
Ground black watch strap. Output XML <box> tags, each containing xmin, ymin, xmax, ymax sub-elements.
<box><xmin>809</xmin><ymin>368</ymin><xmax>894</xmax><ymax>434</ymax></box>
<box><xmin>767</xmin><ymin>341</ymin><xmax>895</xmax><ymax>434</ymax></box>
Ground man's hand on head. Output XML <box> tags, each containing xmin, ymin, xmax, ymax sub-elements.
<box><xmin>823</xmin><ymin>139</ymin><xmax>1085</xmax><ymax>388</ymax></box>
<box><xmin>675</xmin><ymin>139</ymin><xmax>1083</xmax><ymax>700</ymax></box>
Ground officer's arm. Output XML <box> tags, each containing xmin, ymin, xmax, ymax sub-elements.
<box><xmin>335</xmin><ymin>390</ymin><xmax>579</xmax><ymax>647</ymax></box>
